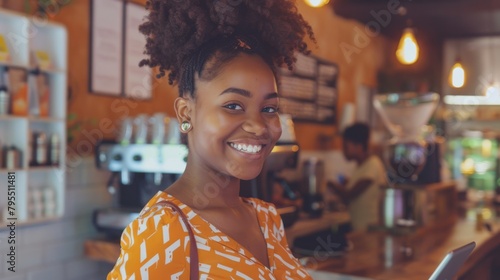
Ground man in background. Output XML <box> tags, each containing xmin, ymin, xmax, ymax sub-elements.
<box><xmin>328</xmin><ymin>123</ymin><xmax>387</xmax><ymax>231</ymax></box>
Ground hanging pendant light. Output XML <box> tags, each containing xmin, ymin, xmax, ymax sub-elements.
<box><xmin>304</xmin><ymin>0</ymin><xmax>330</xmax><ymax>8</ymax></box>
<box><xmin>396</xmin><ymin>27</ymin><xmax>419</xmax><ymax>65</ymax></box>
<box><xmin>449</xmin><ymin>58</ymin><xmax>466</xmax><ymax>88</ymax></box>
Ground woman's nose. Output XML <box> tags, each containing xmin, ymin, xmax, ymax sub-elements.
<box><xmin>242</xmin><ymin>114</ymin><xmax>268</xmax><ymax>136</ymax></box>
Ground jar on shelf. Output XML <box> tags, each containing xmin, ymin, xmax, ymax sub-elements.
<box><xmin>42</xmin><ymin>186</ymin><xmax>57</xmax><ymax>217</ymax></box>
<box><xmin>28</xmin><ymin>187</ymin><xmax>43</xmax><ymax>219</ymax></box>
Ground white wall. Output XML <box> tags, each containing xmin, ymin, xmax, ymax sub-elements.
<box><xmin>0</xmin><ymin>157</ymin><xmax>114</xmax><ymax>280</ymax></box>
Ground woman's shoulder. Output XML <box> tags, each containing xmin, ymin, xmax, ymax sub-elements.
<box><xmin>119</xmin><ymin>192</ymin><xmax>190</xmax><ymax>250</ymax></box>
<box><xmin>127</xmin><ymin>192</ymin><xmax>186</xmax><ymax>232</ymax></box>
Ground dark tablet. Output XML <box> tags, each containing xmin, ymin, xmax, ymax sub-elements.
<box><xmin>428</xmin><ymin>241</ymin><xmax>476</xmax><ymax>280</ymax></box>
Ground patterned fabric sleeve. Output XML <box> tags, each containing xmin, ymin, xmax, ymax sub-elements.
<box><xmin>107</xmin><ymin>203</ymin><xmax>191</xmax><ymax>280</ymax></box>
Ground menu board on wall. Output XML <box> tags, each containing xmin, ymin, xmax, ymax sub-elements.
<box><xmin>278</xmin><ymin>53</ymin><xmax>338</xmax><ymax>124</ymax></box>
<box><xmin>89</xmin><ymin>0</ymin><xmax>123</xmax><ymax>96</ymax></box>
<box><xmin>124</xmin><ymin>2</ymin><xmax>151</xmax><ymax>99</ymax></box>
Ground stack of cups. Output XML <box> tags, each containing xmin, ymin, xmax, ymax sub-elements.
<box><xmin>28</xmin><ymin>188</ymin><xmax>43</xmax><ymax>219</ymax></box>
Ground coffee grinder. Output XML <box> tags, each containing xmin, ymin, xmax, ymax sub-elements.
<box><xmin>373</xmin><ymin>92</ymin><xmax>442</xmax><ymax>229</ymax></box>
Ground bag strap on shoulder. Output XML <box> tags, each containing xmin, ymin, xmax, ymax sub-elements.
<box><xmin>156</xmin><ymin>200</ymin><xmax>199</xmax><ymax>280</ymax></box>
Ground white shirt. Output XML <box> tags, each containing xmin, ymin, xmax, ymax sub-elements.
<box><xmin>345</xmin><ymin>155</ymin><xmax>387</xmax><ymax>231</ymax></box>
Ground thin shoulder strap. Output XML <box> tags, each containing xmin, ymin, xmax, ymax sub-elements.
<box><xmin>156</xmin><ymin>200</ymin><xmax>199</xmax><ymax>280</ymax></box>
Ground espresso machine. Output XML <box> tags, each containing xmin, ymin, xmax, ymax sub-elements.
<box><xmin>94</xmin><ymin>114</ymin><xmax>188</xmax><ymax>237</ymax></box>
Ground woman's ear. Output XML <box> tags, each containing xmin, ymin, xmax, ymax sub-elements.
<box><xmin>174</xmin><ymin>97</ymin><xmax>193</xmax><ymax>123</ymax></box>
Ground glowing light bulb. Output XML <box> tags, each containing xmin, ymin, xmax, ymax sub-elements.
<box><xmin>304</xmin><ymin>0</ymin><xmax>330</xmax><ymax>8</ymax></box>
<box><xmin>449</xmin><ymin>61</ymin><xmax>465</xmax><ymax>88</ymax></box>
<box><xmin>396</xmin><ymin>28</ymin><xmax>419</xmax><ymax>65</ymax></box>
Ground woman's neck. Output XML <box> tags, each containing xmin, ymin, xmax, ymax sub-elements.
<box><xmin>166</xmin><ymin>162</ymin><xmax>243</xmax><ymax>210</ymax></box>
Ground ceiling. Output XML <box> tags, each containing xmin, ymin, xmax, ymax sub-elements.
<box><xmin>332</xmin><ymin>0</ymin><xmax>500</xmax><ymax>39</ymax></box>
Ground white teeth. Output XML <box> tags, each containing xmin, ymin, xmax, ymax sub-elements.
<box><xmin>229</xmin><ymin>143</ymin><xmax>263</xmax><ymax>154</ymax></box>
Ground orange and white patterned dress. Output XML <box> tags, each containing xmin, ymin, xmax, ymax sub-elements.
<box><xmin>107</xmin><ymin>191</ymin><xmax>312</xmax><ymax>280</ymax></box>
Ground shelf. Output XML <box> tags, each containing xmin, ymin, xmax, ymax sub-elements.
<box><xmin>29</xmin><ymin>116</ymin><xmax>65</xmax><ymax>123</ymax></box>
<box><xmin>0</xmin><ymin>61</ymin><xmax>29</xmax><ymax>70</ymax></box>
<box><xmin>32</xmin><ymin>67</ymin><xmax>66</xmax><ymax>75</ymax></box>
<box><xmin>0</xmin><ymin>115</ymin><xmax>27</xmax><ymax>121</ymax></box>
<box><xmin>0</xmin><ymin>9</ymin><xmax>66</xmax><ymax>230</ymax></box>
<box><xmin>0</xmin><ymin>168</ymin><xmax>27</xmax><ymax>172</ymax></box>
<box><xmin>27</xmin><ymin>166</ymin><xmax>62</xmax><ymax>171</ymax></box>
<box><xmin>0</xmin><ymin>216</ymin><xmax>59</xmax><ymax>229</ymax></box>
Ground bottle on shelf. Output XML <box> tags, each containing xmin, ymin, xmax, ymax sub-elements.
<box><xmin>9</xmin><ymin>67</ymin><xmax>29</xmax><ymax>116</ymax></box>
<box><xmin>0</xmin><ymin>85</ymin><xmax>9</xmax><ymax>115</ymax></box>
<box><xmin>28</xmin><ymin>68</ymin><xmax>40</xmax><ymax>117</ymax></box>
<box><xmin>48</xmin><ymin>133</ymin><xmax>60</xmax><ymax>166</ymax></box>
<box><xmin>38</xmin><ymin>73</ymin><xmax>50</xmax><ymax>118</ymax></box>
<box><xmin>31</xmin><ymin>132</ymin><xmax>48</xmax><ymax>166</ymax></box>
<box><xmin>6</xmin><ymin>146</ymin><xmax>22</xmax><ymax>169</ymax></box>
<box><xmin>2</xmin><ymin>145</ymin><xmax>22</xmax><ymax>169</ymax></box>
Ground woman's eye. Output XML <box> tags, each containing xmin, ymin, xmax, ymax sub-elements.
<box><xmin>224</xmin><ymin>103</ymin><xmax>243</xmax><ymax>111</ymax></box>
<box><xmin>262</xmin><ymin>106</ymin><xmax>279</xmax><ymax>113</ymax></box>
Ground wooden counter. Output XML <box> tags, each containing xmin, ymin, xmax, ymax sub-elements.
<box><xmin>85</xmin><ymin>211</ymin><xmax>351</xmax><ymax>264</ymax></box>
<box><xmin>304</xmin><ymin>208</ymin><xmax>500</xmax><ymax>280</ymax></box>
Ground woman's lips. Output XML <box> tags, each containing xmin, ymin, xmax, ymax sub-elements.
<box><xmin>228</xmin><ymin>142</ymin><xmax>263</xmax><ymax>154</ymax></box>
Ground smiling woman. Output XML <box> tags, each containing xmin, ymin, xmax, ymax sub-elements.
<box><xmin>106</xmin><ymin>0</ymin><xmax>315</xmax><ymax>279</ymax></box>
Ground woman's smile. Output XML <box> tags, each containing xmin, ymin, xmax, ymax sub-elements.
<box><xmin>228</xmin><ymin>142</ymin><xmax>264</xmax><ymax>155</ymax></box>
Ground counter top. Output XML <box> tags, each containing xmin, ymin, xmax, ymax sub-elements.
<box><xmin>305</xmin><ymin>208</ymin><xmax>500</xmax><ymax>280</ymax></box>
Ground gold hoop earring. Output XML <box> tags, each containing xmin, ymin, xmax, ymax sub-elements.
<box><xmin>180</xmin><ymin>121</ymin><xmax>192</xmax><ymax>132</ymax></box>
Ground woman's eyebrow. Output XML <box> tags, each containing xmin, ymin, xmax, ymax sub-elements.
<box><xmin>220</xmin><ymin>88</ymin><xmax>278</xmax><ymax>99</ymax></box>
<box><xmin>265</xmin><ymin>92</ymin><xmax>278</xmax><ymax>99</ymax></box>
<box><xmin>220</xmin><ymin>87</ymin><xmax>251</xmax><ymax>97</ymax></box>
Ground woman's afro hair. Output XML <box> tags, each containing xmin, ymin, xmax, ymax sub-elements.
<box><xmin>138</xmin><ymin>0</ymin><xmax>315</xmax><ymax>88</ymax></box>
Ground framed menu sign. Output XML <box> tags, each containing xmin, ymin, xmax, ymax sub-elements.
<box><xmin>89</xmin><ymin>0</ymin><xmax>124</xmax><ymax>96</ymax></box>
<box><xmin>123</xmin><ymin>2</ymin><xmax>151</xmax><ymax>99</ymax></box>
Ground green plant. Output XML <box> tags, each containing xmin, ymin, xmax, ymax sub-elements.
<box><xmin>23</xmin><ymin>0</ymin><xmax>73</xmax><ymax>14</ymax></box>
<box><xmin>67</xmin><ymin>113</ymin><xmax>97</xmax><ymax>145</ymax></box>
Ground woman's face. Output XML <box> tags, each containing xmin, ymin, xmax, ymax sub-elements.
<box><xmin>184</xmin><ymin>53</ymin><xmax>282</xmax><ymax>180</ymax></box>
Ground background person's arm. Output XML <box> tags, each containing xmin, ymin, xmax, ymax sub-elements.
<box><xmin>327</xmin><ymin>178</ymin><xmax>373</xmax><ymax>205</ymax></box>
